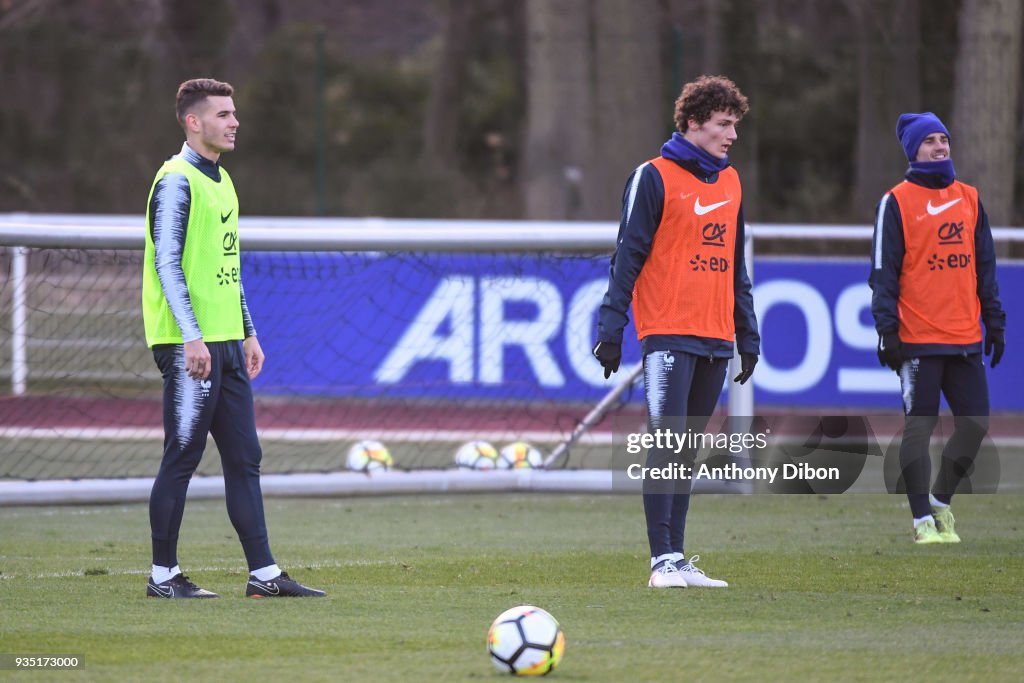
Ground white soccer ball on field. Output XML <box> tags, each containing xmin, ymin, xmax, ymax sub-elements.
<box><xmin>487</xmin><ymin>604</ymin><xmax>565</xmax><ymax>676</ymax></box>
<box><xmin>454</xmin><ymin>440</ymin><xmax>499</xmax><ymax>470</ymax></box>
<box><xmin>499</xmin><ymin>442</ymin><xmax>544</xmax><ymax>470</ymax></box>
<box><xmin>346</xmin><ymin>440</ymin><xmax>393</xmax><ymax>472</ymax></box>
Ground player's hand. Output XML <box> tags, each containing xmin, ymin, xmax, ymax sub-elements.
<box><xmin>877</xmin><ymin>331</ymin><xmax>903</xmax><ymax>372</ymax></box>
<box><xmin>592</xmin><ymin>341</ymin><xmax>621</xmax><ymax>379</ymax></box>
<box><xmin>985</xmin><ymin>328</ymin><xmax>1004</xmax><ymax>369</ymax></box>
<box><xmin>183</xmin><ymin>338</ymin><xmax>211</xmax><ymax>380</ymax></box>
<box><xmin>733</xmin><ymin>352</ymin><xmax>757</xmax><ymax>384</ymax></box>
<box><xmin>243</xmin><ymin>335</ymin><xmax>265</xmax><ymax>380</ymax></box>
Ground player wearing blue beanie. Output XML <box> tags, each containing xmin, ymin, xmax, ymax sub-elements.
<box><xmin>870</xmin><ymin>112</ymin><xmax>1006</xmax><ymax>545</ymax></box>
<box><xmin>895</xmin><ymin>112</ymin><xmax>950</xmax><ymax>162</ymax></box>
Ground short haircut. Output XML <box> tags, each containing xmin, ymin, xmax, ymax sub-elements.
<box><xmin>175</xmin><ymin>78</ymin><xmax>234</xmax><ymax>127</ymax></box>
<box><xmin>673</xmin><ymin>75</ymin><xmax>749</xmax><ymax>132</ymax></box>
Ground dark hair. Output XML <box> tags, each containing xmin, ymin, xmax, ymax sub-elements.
<box><xmin>175</xmin><ymin>78</ymin><xmax>234</xmax><ymax>127</ymax></box>
<box><xmin>673</xmin><ymin>75</ymin><xmax>749</xmax><ymax>132</ymax></box>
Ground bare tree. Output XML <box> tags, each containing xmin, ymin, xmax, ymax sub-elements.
<box><xmin>850</xmin><ymin>0</ymin><xmax>920</xmax><ymax>214</ymax></box>
<box><xmin>952</xmin><ymin>0</ymin><xmax>1022</xmax><ymax>225</ymax></box>
<box><xmin>585</xmin><ymin>0</ymin><xmax>664</xmax><ymax>220</ymax></box>
<box><xmin>701</xmin><ymin>0</ymin><xmax>723</xmax><ymax>74</ymax></box>
<box><xmin>522</xmin><ymin>0</ymin><xmax>592</xmax><ymax>219</ymax></box>
<box><xmin>523</xmin><ymin>0</ymin><xmax>662</xmax><ymax>220</ymax></box>
<box><xmin>422</xmin><ymin>0</ymin><xmax>482</xmax><ymax>165</ymax></box>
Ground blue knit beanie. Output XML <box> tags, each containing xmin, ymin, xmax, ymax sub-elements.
<box><xmin>896</xmin><ymin>112</ymin><xmax>950</xmax><ymax>161</ymax></box>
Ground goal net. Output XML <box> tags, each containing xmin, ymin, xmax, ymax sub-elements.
<box><xmin>0</xmin><ymin>217</ymin><xmax>649</xmax><ymax>485</ymax></box>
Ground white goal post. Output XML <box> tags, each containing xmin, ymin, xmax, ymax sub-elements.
<box><xmin>0</xmin><ymin>214</ymin><xmax>756</xmax><ymax>425</ymax></box>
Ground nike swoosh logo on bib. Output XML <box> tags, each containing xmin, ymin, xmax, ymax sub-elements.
<box><xmin>694</xmin><ymin>198</ymin><xmax>731</xmax><ymax>216</ymax></box>
<box><xmin>221</xmin><ymin>210</ymin><xmax>234</xmax><ymax>223</ymax></box>
<box><xmin>926</xmin><ymin>198</ymin><xmax>961</xmax><ymax>215</ymax></box>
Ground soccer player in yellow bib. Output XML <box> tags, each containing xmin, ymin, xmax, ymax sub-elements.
<box><xmin>142</xmin><ymin>78</ymin><xmax>324</xmax><ymax>598</ymax></box>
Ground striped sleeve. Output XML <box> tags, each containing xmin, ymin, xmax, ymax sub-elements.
<box><xmin>623</xmin><ymin>161</ymin><xmax>648</xmax><ymax>227</ymax></box>
<box><xmin>596</xmin><ymin>162</ymin><xmax>664</xmax><ymax>343</ymax></box>
<box><xmin>733</xmin><ymin>205</ymin><xmax>760</xmax><ymax>355</ymax></box>
<box><xmin>872</xmin><ymin>193</ymin><xmax>889</xmax><ymax>269</ymax></box>
<box><xmin>868</xmin><ymin>192</ymin><xmax>904</xmax><ymax>335</ymax></box>
<box><xmin>240</xmin><ymin>282</ymin><xmax>257</xmax><ymax>338</ymax></box>
<box><xmin>150</xmin><ymin>173</ymin><xmax>203</xmax><ymax>342</ymax></box>
<box><xmin>973</xmin><ymin>200</ymin><xmax>1005</xmax><ymax>331</ymax></box>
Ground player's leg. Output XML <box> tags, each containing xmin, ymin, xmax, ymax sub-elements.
<box><xmin>147</xmin><ymin>343</ymin><xmax>220</xmax><ymax>598</ymax></box>
<box><xmin>931</xmin><ymin>353</ymin><xmax>989</xmax><ymax>541</ymax></box>
<box><xmin>209</xmin><ymin>341</ymin><xmax>325</xmax><ymax>597</ymax></box>
<box><xmin>642</xmin><ymin>350</ymin><xmax>691</xmax><ymax>587</ymax></box>
<box><xmin>668</xmin><ymin>356</ymin><xmax>728</xmax><ymax>553</ymax></box>
<box><xmin>671</xmin><ymin>356</ymin><xmax>728</xmax><ymax>587</ymax></box>
<box><xmin>898</xmin><ymin>356</ymin><xmax>942</xmax><ymax>543</ymax></box>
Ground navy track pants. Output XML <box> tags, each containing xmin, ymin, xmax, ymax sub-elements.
<box><xmin>150</xmin><ymin>340</ymin><xmax>274</xmax><ymax>570</ymax></box>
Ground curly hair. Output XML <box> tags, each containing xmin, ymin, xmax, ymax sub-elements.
<box><xmin>673</xmin><ymin>75</ymin><xmax>749</xmax><ymax>132</ymax></box>
<box><xmin>175</xmin><ymin>78</ymin><xmax>234</xmax><ymax>127</ymax></box>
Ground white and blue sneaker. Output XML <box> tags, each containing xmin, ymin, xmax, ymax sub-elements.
<box><xmin>648</xmin><ymin>559</ymin><xmax>688</xmax><ymax>588</ymax></box>
<box><xmin>674</xmin><ymin>555</ymin><xmax>728</xmax><ymax>587</ymax></box>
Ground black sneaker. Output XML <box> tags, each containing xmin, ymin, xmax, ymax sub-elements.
<box><xmin>146</xmin><ymin>573</ymin><xmax>219</xmax><ymax>599</ymax></box>
<box><xmin>245</xmin><ymin>571</ymin><xmax>326</xmax><ymax>598</ymax></box>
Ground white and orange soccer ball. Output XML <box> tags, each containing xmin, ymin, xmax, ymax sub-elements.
<box><xmin>455</xmin><ymin>440</ymin><xmax>499</xmax><ymax>470</ymax></box>
<box><xmin>499</xmin><ymin>442</ymin><xmax>544</xmax><ymax>470</ymax></box>
<box><xmin>487</xmin><ymin>605</ymin><xmax>565</xmax><ymax>676</ymax></box>
<box><xmin>346</xmin><ymin>440</ymin><xmax>393</xmax><ymax>472</ymax></box>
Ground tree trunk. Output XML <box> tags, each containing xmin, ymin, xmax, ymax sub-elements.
<box><xmin>701</xmin><ymin>0</ymin><xmax>722</xmax><ymax>74</ymax></box>
<box><xmin>951</xmin><ymin>0</ymin><xmax>1022</xmax><ymax>225</ymax></box>
<box><xmin>422</xmin><ymin>0</ymin><xmax>481</xmax><ymax>165</ymax></box>
<box><xmin>585</xmin><ymin>0</ymin><xmax>664</xmax><ymax>220</ymax></box>
<box><xmin>523</xmin><ymin>0</ymin><xmax>663</xmax><ymax>220</ymax></box>
<box><xmin>851</xmin><ymin>0</ymin><xmax>920</xmax><ymax>216</ymax></box>
<box><xmin>522</xmin><ymin>0</ymin><xmax>592</xmax><ymax>219</ymax></box>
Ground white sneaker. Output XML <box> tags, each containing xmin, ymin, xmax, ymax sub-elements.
<box><xmin>648</xmin><ymin>560</ymin><xmax>688</xmax><ymax>588</ymax></box>
<box><xmin>675</xmin><ymin>555</ymin><xmax>728</xmax><ymax>587</ymax></box>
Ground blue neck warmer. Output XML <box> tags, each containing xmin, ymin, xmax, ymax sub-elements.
<box><xmin>907</xmin><ymin>159</ymin><xmax>956</xmax><ymax>188</ymax></box>
<box><xmin>661</xmin><ymin>132</ymin><xmax>729</xmax><ymax>176</ymax></box>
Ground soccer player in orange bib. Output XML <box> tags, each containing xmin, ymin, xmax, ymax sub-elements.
<box><xmin>594</xmin><ymin>76</ymin><xmax>760</xmax><ymax>588</ymax></box>
<box><xmin>870</xmin><ymin>112</ymin><xmax>1006</xmax><ymax>544</ymax></box>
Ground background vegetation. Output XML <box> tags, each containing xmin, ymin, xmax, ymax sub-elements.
<box><xmin>1</xmin><ymin>0</ymin><xmax>1022</xmax><ymax>225</ymax></box>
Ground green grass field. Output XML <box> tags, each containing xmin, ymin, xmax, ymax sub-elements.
<box><xmin>2</xmin><ymin>493</ymin><xmax>1023</xmax><ymax>681</ymax></box>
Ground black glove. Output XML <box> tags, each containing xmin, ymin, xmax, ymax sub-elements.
<box><xmin>877</xmin><ymin>331</ymin><xmax>903</xmax><ymax>372</ymax></box>
<box><xmin>985</xmin><ymin>328</ymin><xmax>1004</xmax><ymax>369</ymax></box>
<box><xmin>592</xmin><ymin>341</ymin><xmax>621</xmax><ymax>379</ymax></box>
<box><xmin>733</xmin><ymin>353</ymin><xmax>757</xmax><ymax>385</ymax></box>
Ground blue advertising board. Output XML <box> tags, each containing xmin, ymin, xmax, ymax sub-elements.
<box><xmin>245</xmin><ymin>253</ymin><xmax>1022</xmax><ymax>410</ymax></box>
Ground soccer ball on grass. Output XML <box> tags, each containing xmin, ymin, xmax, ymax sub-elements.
<box><xmin>487</xmin><ymin>604</ymin><xmax>565</xmax><ymax>676</ymax></box>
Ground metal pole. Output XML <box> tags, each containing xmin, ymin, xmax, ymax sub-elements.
<box><xmin>543</xmin><ymin>362</ymin><xmax>644</xmax><ymax>470</ymax></box>
<box><xmin>11</xmin><ymin>246</ymin><xmax>27</xmax><ymax>395</ymax></box>
<box><xmin>728</xmin><ymin>229</ymin><xmax>754</xmax><ymax>417</ymax></box>
<box><xmin>724</xmin><ymin>230</ymin><xmax>755</xmax><ymax>492</ymax></box>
